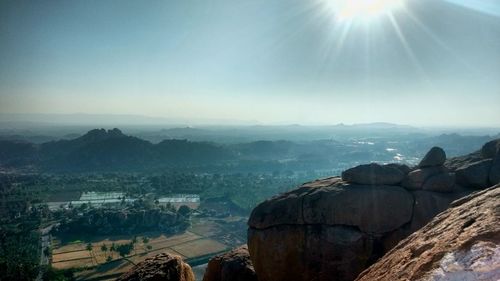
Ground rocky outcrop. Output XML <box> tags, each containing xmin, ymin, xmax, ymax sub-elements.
<box><xmin>418</xmin><ymin>146</ymin><xmax>446</xmax><ymax>167</ymax></box>
<box><xmin>341</xmin><ymin>163</ymin><xmax>405</xmax><ymax>185</ymax></box>
<box><xmin>249</xmin><ymin>183</ymin><xmax>413</xmax><ymax>233</ymax></box>
<box><xmin>117</xmin><ymin>253</ymin><xmax>195</xmax><ymax>281</ymax></box>
<box><xmin>202</xmin><ymin>245</ymin><xmax>257</xmax><ymax>281</ymax></box>
<box><xmin>446</xmin><ymin>138</ymin><xmax>500</xmax><ymax>187</ymax></box>
<box><xmin>481</xmin><ymin>139</ymin><xmax>500</xmax><ymax>158</ymax></box>
<box><xmin>355</xmin><ymin>185</ymin><xmax>500</xmax><ymax>281</ymax></box>
<box><xmin>247</xmin><ymin>176</ymin><xmax>470</xmax><ymax>281</ymax></box>
<box><xmin>402</xmin><ymin>166</ymin><xmax>448</xmax><ymax>191</ymax></box>
<box><xmin>455</xmin><ymin>159</ymin><xmax>493</xmax><ymax>188</ymax></box>
<box><xmin>246</xmin><ymin>144</ymin><xmax>499</xmax><ymax>281</ymax></box>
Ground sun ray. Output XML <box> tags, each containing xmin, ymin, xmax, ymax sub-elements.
<box><xmin>403</xmin><ymin>9</ymin><xmax>478</xmax><ymax>74</ymax></box>
<box><xmin>387</xmin><ymin>11</ymin><xmax>429</xmax><ymax>84</ymax></box>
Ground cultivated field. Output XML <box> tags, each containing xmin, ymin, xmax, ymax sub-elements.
<box><xmin>51</xmin><ymin>219</ymin><xmax>234</xmax><ymax>280</ymax></box>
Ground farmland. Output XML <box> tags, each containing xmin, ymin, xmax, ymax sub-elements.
<box><xmin>50</xmin><ymin>215</ymin><xmax>244</xmax><ymax>280</ymax></box>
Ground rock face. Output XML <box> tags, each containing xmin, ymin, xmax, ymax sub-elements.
<box><xmin>481</xmin><ymin>139</ymin><xmax>500</xmax><ymax>158</ymax></box>
<box><xmin>117</xmin><ymin>253</ymin><xmax>195</xmax><ymax>281</ymax></box>
<box><xmin>400</xmin><ymin>146</ymin><xmax>456</xmax><ymax>192</ymax></box>
<box><xmin>455</xmin><ymin>159</ymin><xmax>493</xmax><ymax>188</ymax></box>
<box><xmin>355</xmin><ymin>185</ymin><xmax>500</xmax><ymax>281</ymax></box>
<box><xmin>446</xmin><ymin>138</ymin><xmax>500</xmax><ymax>188</ymax></box>
<box><xmin>246</xmin><ymin>145</ymin><xmax>494</xmax><ymax>281</ymax></box>
<box><xmin>402</xmin><ymin>166</ymin><xmax>447</xmax><ymax>190</ymax></box>
<box><xmin>249</xmin><ymin>183</ymin><xmax>413</xmax><ymax>233</ymax></box>
<box><xmin>341</xmin><ymin>163</ymin><xmax>405</xmax><ymax>185</ymax></box>
<box><xmin>418</xmin><ymin>146</ymin><xmax>446</xmax><ymax>167</ymax></box>
<box><xmin>203</xmin><ymin>245</ymin><xmax>257</xmax><ymax>281</ymax></box>
<box><xmin>421</xmin><ymin>172</ymin><xmax>455</xmax><ymax>192</ymax></box>
<box><xmin>247</xmin><ymin>178</ymin><xmax>470</xmax><ymax>281</ymax></box>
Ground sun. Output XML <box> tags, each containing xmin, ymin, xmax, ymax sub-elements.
<box><xmin>324</xmin><ymin>0</ymin><xmax>405</xmax><ymax>22</ymax></box>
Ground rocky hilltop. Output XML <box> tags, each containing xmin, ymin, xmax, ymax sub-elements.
<box><xmin>246</xmin><ymin>140</ymin><xmax>499</xmax><ymax>281</ymax></box>
<box><xmin>118</xmin><ymin>139</ymin><xmax>500</xmax><ymax>281</ymax></box>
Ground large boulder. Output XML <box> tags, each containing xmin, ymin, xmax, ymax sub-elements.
<box><xmin>421</xmin><ymin>172</ymin><xmax>455</xmax><ymax>192</ymax></box>
<box><xmin>418</xmin><ymin>147</ymin><xmax>446</xmax><ymax>168</ymax></box>
<box><xmin>203</xmin><ymin>245</ymin><xmax>257</xmax><ymax>281</ymax></box>
<box><xmin>248</xmin><ymin>179</ymin><xmax>414</xmax><ymax>281</ymax></box>
<box><xmin>401</xmin><ymin>166</ymin><xmax>446</xmax><ymax>190</ymax></box>
<box><xmin>249</xmin><ymin>182</ymin><xmax>414</xmax><ymax>233</ymax></box>
<box><xmin>117</xmin><ymin>253</ymin><xmax>195</xmax><ymax>281</ymax></box>
<box><xmin>341</xmin><ymin>163</ymin><xmax>405</xmax><ymax>185</ymax></box>
<box><xmin>356</xmin><ymin>185</ymin><xmax>500</xmax><ymax>281</ymax></box>
<box><xmin>455</xmin><ymin>159</ymin><xmax>493</xmax><ymax>188</ymax></box>
<box><xmin>481</xmin><ymin>139</ymin><xmax>500</xmax><ymax>159</ymax></box>
<box><xmin>385</xmin><ymin>163</ymin><xmax>411</xmax><ymax>175</ymax></box>
<box><xmin>248</xmin><ymin>224</ymin><xmax>372</xmax><ymax>281</ymax></box>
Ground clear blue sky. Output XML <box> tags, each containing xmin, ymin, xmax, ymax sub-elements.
<box><xmin>1</xmin><ymin>0</ymin><xmax>499</xmax><ymax>126</ymax></box>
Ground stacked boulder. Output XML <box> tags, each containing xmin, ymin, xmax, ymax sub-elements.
<box><xmin>402</xmin><ymin>147</ymin><xmax>455</xmax><ymax>193</ymax></box>
<box><xmin>246</xmin><ymin>145</ymin><xmax>487</xmax><ymax>281</ymax></box>
<box><xmin>447</xmin><ymin>139</ymin><xmax>500</xmax><ymax>188</ymax></box>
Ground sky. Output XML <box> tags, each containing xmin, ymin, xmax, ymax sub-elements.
<box><xmin>0</xmin><ymin>0</ymin><xmax>499</xmax><ymax>127</ymax></box>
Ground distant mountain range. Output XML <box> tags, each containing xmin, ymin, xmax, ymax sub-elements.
<box><xmin>0</xmin><ymin>128</ymin><xmax>234</xmax><ymax>172</ymax></box>
<box><xmin>0</xmin><ymin>128</ymin><xmax>498</xmax><ymax>173</ymax></box>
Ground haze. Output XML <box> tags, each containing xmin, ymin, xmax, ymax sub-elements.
<box><xmin>1</xmin><ymin>0</ymin><xmax>500</xmax><ymax>127</ymax></box>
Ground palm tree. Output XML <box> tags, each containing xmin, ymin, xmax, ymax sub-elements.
<box><xmin>100</xmin><ymin>243</ymin><xmax>108</xmax><ymax>260</ymax></box>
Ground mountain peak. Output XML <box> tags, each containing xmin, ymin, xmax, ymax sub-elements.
<box><xmin>81</xmin><ymin>128</ymin><xmax>125</xmax><ymax>141</ymax></box>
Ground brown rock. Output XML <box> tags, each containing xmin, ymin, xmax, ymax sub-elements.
<box><xmin>249</xmin><ymin>180</ymin><xmax>414</xmax><ymax>233</ymax></box>
<box><xmin>247</xmin><ymin>179</ymin><xmax>414</xmax><ymax>281</ymax></box>
<box><xmin>117</xmin><ymin>253</ymin><xmax>195</xmax><ymax>281</ymax></box>
<box><xmin>421</xmin><ymin>173</ymin><xmax>455</xmax><ymax>193</ymax></box>
<box><xmin>248</xmin><ymin>225</ymin><xmax>372</xmax><ymax>281</ymax></box>
<box><xmin>203</xmin><ymin>245</ymin><xmax>257</xmax><ymax>281</ymax></box>
<box><xmin>409</xmin><ymin>190</ymin><xmax>468</xmax><ymax>231</ymax></box>
<box><xmin>455</xmin><ymin>159</ymin><xmax>493</xmax><ymax>188</ymax></box>
<box><xmin>481</xmin><ymin>139</ymin><xmax>500</xmax><ymax>159</ymax></box>
<box><xmin>355</xmin><ymin>185</ymin><xmax>500</xmax><ymax>281</ymax></box>
<box><xmin>385</xmin><ymin>163</ymin><xmax>411</xmax><ymax>175</ymax></box>
<box><xmin>341</xmin><ymin>163</ymin><xmax>405</xmax><ymax>185</ymax></box>
<box><xmin>402</xmin><ymin>166</ymin><xmax>447</xmax><ymax>190</ymax></box>
<box><xmin>418</xmin><ymin>146</ymin><xmax>446</xmax><ymax>168</ymax></box>
<box><xmin>445</xmin><ymin>151</ymin><xmax>484</xmax><ymax>171</ymax></box>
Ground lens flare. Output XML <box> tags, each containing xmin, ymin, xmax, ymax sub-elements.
<box><xmin>324</xmin><ymin>0</ymin><xmax>405</xmax><ymax>21</ymax></box>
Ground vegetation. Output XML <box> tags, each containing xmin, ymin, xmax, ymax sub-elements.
<box><xmin>0</xmin><ymin>224</ymin><xmax>41</xmax><ymax>280</ymax></box>
<box><xmin>42</xmin><ymin>267</ymin><xmax>75</xmax><ymax>281</ymax></box>
<box><xmin>55</xmin><ymin>201</ymin><xmax>189</xmax><ymax>236</ymax></box>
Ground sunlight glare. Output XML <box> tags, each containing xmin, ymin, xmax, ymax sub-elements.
<box><xmin>324</xmin><ymin>0</ymin><xmax>405</xmax><ymax>22</ymax></box>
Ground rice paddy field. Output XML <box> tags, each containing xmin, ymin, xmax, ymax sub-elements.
<box><xmin>51</xmin><ymin>219</ymin><xmax>233</xmax><ymax>281</ymax></box>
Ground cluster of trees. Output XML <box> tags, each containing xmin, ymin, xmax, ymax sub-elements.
<box><xmin>56</xmin><ymin>200</ymin><xmax>190</xmax><ymax>236</ymax></box>
<box><xmin>0</xmin><ymin>223</ymin><xmax>41</xmax><ymax>280</ymax></box>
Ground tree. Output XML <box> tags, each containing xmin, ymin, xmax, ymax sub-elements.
<box><xmin>100</xmin><ymin>244</ymin><xmax>108</xmax><ymax>253</ymax></box>
<box><xmin>116</xmin><ymin>243</ymin><xmax>133</xmax><ymax>259</ymax></box>
<box><xmin>178</xmin><ymin>205</ymin><xmax>191</xmax><ymax>217</ymax></box>
<box><xmin>85</xmin><ymin>243</ymin><xmax>92</xmax><ymax>252</ymax></box>
<box><xmin>142</xmin><ymin>237</ymin><xmax>149</xmax><ymax>244</ymax></box>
